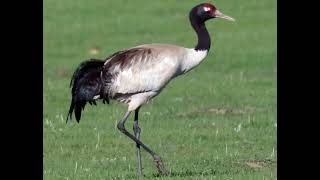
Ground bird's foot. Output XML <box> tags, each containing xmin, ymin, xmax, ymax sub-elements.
<box><xmin>153</xmin><ymin>155</ymin><xmax>170</xmax><ymax>176</ymax></box>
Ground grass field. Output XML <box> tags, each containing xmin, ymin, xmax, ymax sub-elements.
<box><xmin>44</xmin><ymin>0</ymin><xmax>277</xmax><ymax>179</ymax></box>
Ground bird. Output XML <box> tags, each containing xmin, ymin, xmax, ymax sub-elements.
<box><xmin>67</xmin><ymin>2</ymin><xmax>235</xmax><ymax>176</ymax></box>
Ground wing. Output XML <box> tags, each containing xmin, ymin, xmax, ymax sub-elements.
<box><xmin>102</xmin><ymin>45</ymin><xmax>184</xmax><ymax>96</ymax></box>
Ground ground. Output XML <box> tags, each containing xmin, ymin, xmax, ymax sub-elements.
<box><xmin>44</xmin><ymin>0</ymin><xmax>277</xmax><ymax>179</ymax></box>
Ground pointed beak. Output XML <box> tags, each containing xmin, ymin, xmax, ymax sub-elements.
<box><xmin>214</xmin><ymin>10</ymin><xmax>235</xmax><ymax>22</ymax></box>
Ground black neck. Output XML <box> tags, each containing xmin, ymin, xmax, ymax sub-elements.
<box><xmin>190</xmin><ymin>17</ymin><xmax>211</xmax><ymax>51</ymax></box>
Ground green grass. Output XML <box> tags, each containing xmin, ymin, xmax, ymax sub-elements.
<box><xmin>44</xmin><ymin>0</ymin><xmax>277</xmax><ymax>179</ymax></box>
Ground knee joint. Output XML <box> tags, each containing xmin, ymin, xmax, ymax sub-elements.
<box><xmin>117</xmin><ymin>123</ymin><xmax>125</xmax><ymax>132</ymax></box>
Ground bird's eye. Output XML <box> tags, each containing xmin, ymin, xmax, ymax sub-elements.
<box><xmin>203</xmin><ymin>6</ymin><xmax>211</xmax><ymax>12</ymax></box>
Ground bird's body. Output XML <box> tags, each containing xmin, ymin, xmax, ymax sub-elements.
<box><xmin>102</xmin><ymin>44</ymin><xmax>208</xmax><ymax>111</ymax></box>
<box><xmin>67</xmin><ymin>3</ymin><xmax>234</xmax><ymax>176</ymax></box>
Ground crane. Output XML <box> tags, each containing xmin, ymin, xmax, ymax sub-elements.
<box><xmin>67</xmin><ymin>3</ymin><xmax>234</xmax><ymax>176</ymax></box>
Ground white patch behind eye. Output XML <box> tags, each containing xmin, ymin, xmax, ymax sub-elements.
<box><xmin>204</xmin><ymin>7</ymin><xmax>211</xmax><ymax>12</ymax></box>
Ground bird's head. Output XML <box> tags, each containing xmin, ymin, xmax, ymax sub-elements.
<box><xmin>190</xmin><ymin>3</ymin><xmax>235</xmax><ymax>23</ymax></box>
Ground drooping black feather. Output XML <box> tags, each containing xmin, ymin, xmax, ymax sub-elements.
<box><xmin>67</xmin><ymin>59</ymin><xmax>109</xmax><ymax>123</ymax></box>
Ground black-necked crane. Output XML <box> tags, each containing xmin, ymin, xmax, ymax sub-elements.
<box><xmin>67</xmin><ymin>3</ymin><xmax>235</xmax><ymax>176</ymax></box>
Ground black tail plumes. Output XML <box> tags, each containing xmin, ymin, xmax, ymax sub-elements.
<box><xmin>67</xmin><ymin>59</ymin><xmax>109</xmax><ymax>123</ymax></box>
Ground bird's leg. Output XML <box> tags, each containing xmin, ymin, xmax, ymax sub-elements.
<box><xmin>117</xmin><ymin>111</ymin><xmax>169</xmax><ymax>176</ymax></box>
<box><xmin>133</xmin><ymin>109</ymin><xmax>143</xmax><ymax>176</ymax></box>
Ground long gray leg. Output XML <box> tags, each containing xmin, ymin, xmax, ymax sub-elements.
<box><xmin>117</xmin><ymin>111</ymin><xmax>169</xmax><ymax>176</ymax></box>
<box><xmin>133</xmin><ymin>109</ymin><xmax>142</xmax><ymax>176</ymax></box>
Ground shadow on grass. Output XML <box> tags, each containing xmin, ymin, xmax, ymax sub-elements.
<box><xmin>158</xmin><ymin>169</ymin><xmax>217</xmax><ymax>177</ymax></box>
<box><xmin>151</xmin><ymin>160</ymin><xmax>276</xmax><ymax>178</ymax></box>
<box><xmin>150</xmin><ymin>168</ymin><xmax>241</xmax><ymax>178</ymax></box>
<box><xmin>123</xmin><ymin>169</ymin><xmax>219</xmax><ymax>179</ymax></box>
<box><xmin>123</xmin><ymin>159</ymin><xmax>276</xmax><ymax>179</ymax></box>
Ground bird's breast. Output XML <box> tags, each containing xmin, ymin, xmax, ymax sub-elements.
<box><xmin>179</xmin><ymin>49</ymin><xmax>208</xmax><ymax>74</ymax></box>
